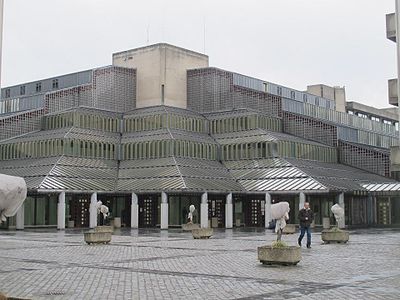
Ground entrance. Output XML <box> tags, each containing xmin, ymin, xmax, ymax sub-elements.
<box><xmin>377</xmin><ymin>197</ymin><xmax>391</xmax><ymax>225</ymax></box>
<box><xmin>69</xmin><ymin>195</ymin><xmax>90</xmax><ymax>228</ymax></box>
<box><xmin>234</xmin><ymin>195</ymin><xmax>265</xmax><ymax>227</ymax></box>
<box><xmin>208</xmin><ymin>195</ymin><xmax>226</xmax><ymax>228</ymax></box>
<box><xmin>138</xmin><ymin>194</ymin><xmax>159</xmax><ymax>227</ymax></box>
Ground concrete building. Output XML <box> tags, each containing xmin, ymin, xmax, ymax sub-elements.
<box><xmin>0</xmin><ymin>43</ymin><xmax>399</xmax><ymax>231</ymax></box>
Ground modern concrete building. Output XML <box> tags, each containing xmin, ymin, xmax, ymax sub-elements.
<box><xmin>1</xmin><ymin>43</ymin><xmax>400</xmax><ymax>231</ymax></box>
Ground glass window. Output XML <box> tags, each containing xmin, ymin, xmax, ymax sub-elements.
<box><xmin>36</xmin><ymin>82</ymin><xmax>42</xmax><ymax>93</ymax></box>
<box><xmin>5</xmin><ymin>88</ymin><xmax>11</xmax><ymax>98</ymax></box>
<box><xmin>20</xmin><ymin>85</ymin><xmax>26</xmax><ymax>95</ymax></box>
<box><xmin>52</xmin><ymin>79</ymin><xmax>58</xmax><ymax>89</ymax></box>
<box><xmin>277</xmin><ymin>86</ymin><xmax>282</xmax><ymax>96</ymax></box>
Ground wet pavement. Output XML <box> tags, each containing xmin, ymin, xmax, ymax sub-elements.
<box><xmin>0</xmin><ymin>227</ymin><xmax>399</xmax><ymax>299</ymax></box>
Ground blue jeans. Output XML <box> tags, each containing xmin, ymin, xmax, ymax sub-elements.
<box><xmin>298</xmin><ymin>226</ymin><xmax>311</xmax><ymax>246</ymax></box>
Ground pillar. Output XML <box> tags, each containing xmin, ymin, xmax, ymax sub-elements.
<box><xmin>89</xmin><ymin>192</ymin><xmax>97</xmax><ymax>228</ymax></box>
<box><xmin>299</xmin><ymin>192</ymin><xmax>306</xmax><ymax>211</ymax></box>
<box><xmin>16</xmin><ymin>204</ymin><xmax>24</xmax><ymax>230</ymax></box>
<box><xmin>264</xmin><ymin>193</ymin><xmax>272</xmax><ymax>229</ymax></box>
<box><xmin>161</xmin><ymin>192</ymin><xmax>168</xmax><ymax>230</ymax></box>
<box><xmin>131</xmin><ymin>192</ymin><xmax>139</xmax><ymax>229</ymax></box>
<box><xmin>225</xmin><ymin>193</ymin><xmax>233</xmax><ymax>229</ymax></box>
<box><xmin>201</xmin><ymin>192</ymin><xmax>208</xmax><ymax>228</ymax></box>
<box><xmin>57</xmin><ymin>192</ymin><xmax>66</xmax><ymax>230</ymax></box>
<box><xmin>338</xmin><ymin>192</ymin><xmax>345</xmax><ymax>229</ymax></box>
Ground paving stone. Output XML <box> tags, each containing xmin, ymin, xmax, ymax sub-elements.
<box><xmin>0</xmin><ymin>228</ymin><xmax>399</xmax><ymax>299</ymax></box>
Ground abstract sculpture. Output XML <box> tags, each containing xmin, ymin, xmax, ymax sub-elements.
<box><xmin>331</xmin><ymin>204</ymin><xmax>344</xmax><ymax>226</ymax></box>
<box><xmin>0</xmin><ymin>174</ymin><xmax>27</xmax><ymax>224</ymax></box>
<box><xmin>271</xmin><ymin>202</ymin><xmax>290</xmax><ymax>241</ymax></box>
<box><xmin>96</xmin><ymin>201</ymin><xmax>109</xmax><ymax>225</ymax></box>
<box><xmin>187</xmin><ymin>204</ymin><xmax>195</xmax><ymax>223</ymax></box>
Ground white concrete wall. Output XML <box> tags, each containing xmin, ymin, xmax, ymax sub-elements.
<box><xmin>112</xmin><ymin>43</ymin><xmax>208</xmax><ymax>109</ymax></box>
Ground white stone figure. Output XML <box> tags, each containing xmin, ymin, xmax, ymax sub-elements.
<box><xmin>271</xmin><ymin>202</ymin><xmax>290</xmax><ymax>241</ymax></box>
<box><xmin>331</xmin><ymin>204</ymin><xmax>344</xmax><ymax>226</ymax></box>
<box><xmin>0</xmin><ymin>174</ymin><xmax>27</xmax><ymax>224</ymax></box>
<box><xmin>187</xmin><ymin>205</ymin><xmax>195</xmax><ymax>223</ymax></box>
<box><xmin>96</xmin><ymin>201</ymin><xmax>109</xmax><ymax>220</ymax></box>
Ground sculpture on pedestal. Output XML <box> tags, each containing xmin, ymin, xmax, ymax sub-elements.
<box><xmin>0</xmin><ymin>174</ymin><xmax>27</xmax><ymax>224</ymax></box>
<box><xmin>95</xmin><ymin>201</ymin><xmax>109</xmax><ymax>226</ymax></box>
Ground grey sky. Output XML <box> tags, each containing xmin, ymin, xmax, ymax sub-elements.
<box><xmin>2</xmin><ymin>0</ymin><xmax>395</xmax><ymax>108</ymax></box>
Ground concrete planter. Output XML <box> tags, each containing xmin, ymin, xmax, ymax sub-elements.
<box><xmin>282</xmin><ymin>224</ymin><xmax>297</xmax><ymax>234</ymax></box>
<box><xmin>84</xmin><ymin>226</ymin><xmax>113</xmax><ymax>245</ymax></box>
<box><xmin>257</xmin><ymin>245</ymin><xmax>301</xmax><ymax>266</ymax></box>
<box><xmin>192</xmin><ymin>228</ymin><xmax>213</xmax><ymax>239</ymax></box>
<box><xmin>321</xmin><ymin>229</ymin><xmax>349</xmax><ymax>244</ymax></box>
<box><xmin>182</xmin><ymin>223</ymin><xmax>200</xmax><ymax>231</ymax></box>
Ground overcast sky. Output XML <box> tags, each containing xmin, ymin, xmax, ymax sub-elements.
<box><xmin>1</xmin><ymin>0</ymin><xmax>396</xmax><ymax>108</ymax></box>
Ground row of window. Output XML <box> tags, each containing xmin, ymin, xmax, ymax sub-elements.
<box><xmin>0</xmin><ymin>139</ymin><xmax>116</xmax><ymax>160</ymax></box>
<box><xmin>3</xmin><ymin>80</ymin><xmax>59</xmax><ymax>99</ymax></box>
<box><xmin>210</xmin><ymin>115</ymin><xmax>281</xmax><ymax>134</ymax></box>
<box><xmin>220</xmin><ymin>140</ymin><xmax>337</xmax><ymax>162</ymax></box>
<box><xmin>277</xmin><ymin>141</ymin><xmax>337</xmax><ymax>163</ymax></box>
<box><xmin>123</xmin><ymin>141</ymin><xmax>217</xmax><ymax>160</ymax></box>
<box><xmin>44</xmin><ymin>110</ymin><xmax>282</xmax><ymax>136</ymax></box>
<box><xmin>221</xmin><ymin>142</ymin><xmax>277</xmax><ymax>160</ymax></box>
<box><xmin>44</xmin><ymin>112</ymin><xmax>120</xmax><ymax>132</ymax></box>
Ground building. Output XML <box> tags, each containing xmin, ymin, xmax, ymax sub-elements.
<box><xmin>0</xmin><ymin>43</ymin><xmax>399</xmax><ymax>231</ymax></box>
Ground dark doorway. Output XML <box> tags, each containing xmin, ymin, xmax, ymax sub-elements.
<box><xmin>138</xmin><ymin>194</ymin><xmax>159</xmax><ymax>227</ymax></box>
<box><xmin>208</xmin><ymin>195</ymin><xmax>226</xmax><ymax>228</ymax></box>
<box><xmin>69</xmin><ymin>195</ymin><xmax>90</xmax><ymax>228</ymax></box>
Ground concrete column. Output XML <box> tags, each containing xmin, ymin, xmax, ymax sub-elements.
<box><xmin>16</xmin><ymin>204</ymin><xmax>24</xmax><ymax>230</ymax></box>
<box><xmin>89</xmin><ymin>192</ymin><xmax>98</xmax><ymax>228</ymax></box>
<box><xmin>225</xmin><ymin>193</ymin><xmax>233</xmax><ymax>229</ymax></box>
<box><xmin>201</xmin><ymin>192</ymin><xmax>208</xmax><ymax>228</ymax></box>
<box><xmin>57</xmin><ymin>192</ymin><xmax>66</xmax><ymax>230</ymax></box>
<box><xmin>299</xmin><ymin>192</ymin><xmax>306</xmax><ymax>211</ymax></box>
<box><xmin>161</xmin><ymin>192</ymin><xmax>168</xmax><ymax>230</ymax></box>
<box><xmin>264</xmin><ymin>193</ymin><xmax>272</xmax><ymax>228</ymax></box>
<box><xmin>131</xmin><ymin>192</ymin><xmax>139</xmax><ymax>229</ymax></box>
<box><xmin>338</xmin><ymin>192</ymin><xmax>345</xmax><ymax>229</ymax></box>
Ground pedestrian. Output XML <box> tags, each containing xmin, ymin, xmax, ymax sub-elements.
<box><xmin>298</xmin><ymin>201</ymin><xmax>314</xmax><ymax>248</ymax></box>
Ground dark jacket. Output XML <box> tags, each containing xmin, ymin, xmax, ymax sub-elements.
<box><xmin>298</xmin><ymin>208</ymin><xmax>314</xmax><ymax>227</ymax></box>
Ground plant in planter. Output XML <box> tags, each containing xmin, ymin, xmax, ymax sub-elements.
<box><xmin>321</xmin><ymin>204</ymin><xmax>349</xmax><ymax>244</ymax></box>
<box><xmin>258</xmin><ymin>202</ymin><xmax>301</xmax><ymax>266</ymax></box>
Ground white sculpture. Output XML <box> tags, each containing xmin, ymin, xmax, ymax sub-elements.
<box><xmin>96</xmin><ymin>201</ymin><xmax>109</xmax><ymax>220</ymax></box>
<box><xmin>271</xmin><ymin>202</ymin><xmax>290</xmax><ymax>241</ymax></box>
<box><xmin>187</xmin><ymin>205</ymin><xmax>195</xmax><ymax>223</ymax></box>
<box><xmin>331</xmin><ymin>204</ymin><xmax>344</xmax><ymax>226</ymax></box>
<box><xmin>0</xmin><ymin>174</ymin><xmax>27</xmax><ymax>224</ymax></box>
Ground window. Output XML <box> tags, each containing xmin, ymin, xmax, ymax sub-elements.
<box><xmin>357</xmin><ymin>112</ymin><xmax>367</xmax><ymax>119</ymax></box>
<box><xmin>290</xmin><ymin>91</ymin><xmax>295</xmax><ymax>99</ymax></box>
<box><xmin>383</xmin><ymin>120</ymin><xmax>392</xmax><ymax>125</ymax></box>
<box><xmin>52</xmin><ymin>79</ymin><xmax>59</xmax><ymax>89</ymax></box>
<box><xmin>20</xmin><ymin>85</ymin><xmax>25</xmax><ymax>95</ymax></box>
<box><xmin>5</xmin><ymin>89</ymin><xmax>10</xmax><ymax>98</ymax></box>
<box><xmin>263</xmin><ymin>82</ymin><xmax>268</xmax><ymax>92</ymax></box>
<box><xmin>315</xmin><ymin>97</ymin><xmax>319</xmax><ymax>106</ymax></box>
<box><xmin>277</xmin><ymin>86</ymin><xmax>282</xmax><ymax>96</ymax></box>
<box><xmin>303</xmin><ymin>94</ymin><xmax>308</xmax><ymax>102</ymax></box>
<box><xmin>371</xmin><ymin>116</ymin><xmax>380</xmax><ymax>122</ymax></box>
<box><xmin>36</xmin><ymin>82</ymin><xmax>42</xmax><ymax>93</ymax></box>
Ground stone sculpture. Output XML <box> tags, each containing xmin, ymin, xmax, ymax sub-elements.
<box><xmin>0</xmin><ymin>174</ymin><xmax>27</xmax><ymax>224</ymax></box>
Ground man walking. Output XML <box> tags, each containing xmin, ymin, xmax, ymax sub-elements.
<box><xmin>298</xmin><ymin>201</ymin><xmax>314</xmax><ymax>248</ymax></box>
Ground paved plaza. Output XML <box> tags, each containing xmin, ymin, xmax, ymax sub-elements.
<box><xmin>0</xmin><ymin>228</ymin><xmax>399</xmax><ymax>299</ymax></box>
